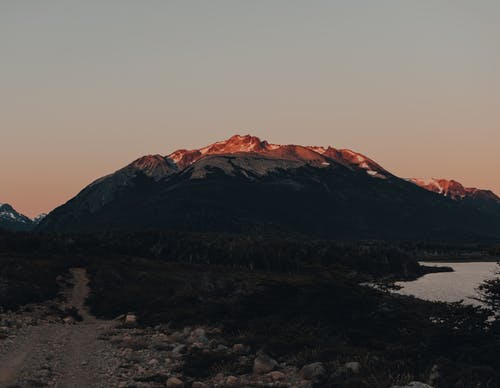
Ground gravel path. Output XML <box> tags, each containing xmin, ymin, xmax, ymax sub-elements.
<box><xmin>0</xmin><ymin>268</ymin><xmax>120</xmax><ymax>388</ymax></box>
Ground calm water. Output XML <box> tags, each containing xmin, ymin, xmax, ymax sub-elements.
<box><xmin>395</xmin><ymin>261</ymin><xmax>499</xmax><ymax>305</ymax></box>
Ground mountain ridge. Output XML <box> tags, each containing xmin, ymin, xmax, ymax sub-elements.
<box><xmin>36</xmin><ymin>134</ymin><xmax>500</xmax><ymax>241</ymax></box>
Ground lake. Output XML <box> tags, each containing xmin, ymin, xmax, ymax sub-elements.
<box><xmin>395</xmin><ymin>261</ymin><xmax>499</xmax><ymax>305</ymax></box>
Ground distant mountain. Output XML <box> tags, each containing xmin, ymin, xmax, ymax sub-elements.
<box><xmin>0</xmin><ymin>204</ymin><xmax>48</xmax><ymax>231</ymax></box>
<box><xmin>0</xmin><ymin>204</ymin><xmax>34</xmax><ymax>231</ymax></box>
<box><xmin>38</xmin><ymin>135</ymin><xmax>500</xmax><ymax>241</ymax></box>
<box><xmin>409</xmin><ymin>178</ymin><xmax>500</xmax><ymax>213</ymax></box>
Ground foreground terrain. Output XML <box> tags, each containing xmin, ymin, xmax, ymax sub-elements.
<box><xmin>0</xmin><ymin>267</ymin><xmax>374</xmax><ymax>387</ymax></box>
<box><xmin>1</xmin><ymin>231</ymin><xmax>500</xmax><ymax>387</ymax></box>
<box><xmin>0</xmin><ymin>269</ymin><xmax>120</xmax><ymax>387</ymax></box>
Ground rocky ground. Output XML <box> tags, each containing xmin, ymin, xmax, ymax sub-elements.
<box><xmin>0</xmin><ymin>268</ymin><xmax>434</xmax><ymax>387</ymax></box>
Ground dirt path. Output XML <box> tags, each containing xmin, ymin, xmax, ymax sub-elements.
<box><xmin>0</xmin><ymin>268</ymin><xmax>119</xmax><ymax>388</ymax></box>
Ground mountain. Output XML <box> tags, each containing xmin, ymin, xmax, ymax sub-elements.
<box><xmin>409</xmin><ymin>178</ymin><xmax>500</xmax><ymax>213</ymax></box>
<box><xmin>37</xmin><ymin>135</ymin><xmax>500</xmax><ymax>241</ymax></box>
<box><xmin>0</xmin><ymin>204</ymin><xmax>35</xmax><ymax>231</ymax></box>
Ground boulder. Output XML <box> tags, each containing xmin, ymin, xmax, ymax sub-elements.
<box><xmin>166</xmin><ymin>377</ymin><xmax>184</xmax><ymax>388</ymax></box>
<box><xmin>226</xmin><ymin>376</ymin><xmax>238</xmax><ymax>385</ymax></box>
<box><xmin>124</xmin><ymin>313</ymin><xmax>137</xmax><ymax>327</ymax></box>
<box><xmin>268</xmin><ymin>371</ymin><xmax>286</xmax><ymax>381</ymax></box>
<box><xmin>232</xmin><ymin>343</ymin><xmax>248</xmax><ymax>353</ymax></box>
<box><xmin>253</xmin><ymin>354</ymin><xmax>278</xmax><ymax>374</ymax></box>
<box><xmin>169</xmin><ymin>331</ymin><xmax>184</xmax><ymax>342</ymax></box>
<box><xmin>189</xmin><ymin>328</ymin><xmax>209</xmax><ymax>344</ymax></box>
<box><xmin>171</xmin><ymin>344</ymin><xmax>186</xmax><ymax>359</ymax></box>
<box><xmin>300</xmin><ymin>362</ymin><xmax>326</xmax><ymax>381</ymax></box>
<box><xmin>214</xmin><ymin>373</ymin><xmax>225</xmax><ymax>382</ymax></box>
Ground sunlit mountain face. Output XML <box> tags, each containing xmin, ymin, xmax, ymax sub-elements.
<box><xmin>409</xmin><ymin>178</ymin><xmax>500</xmax><ymax>203</ymax></box>
<box><xmin>37</xmin><ymin>135</ymin><xmax>500</xmax><ymax>241</ymax></box>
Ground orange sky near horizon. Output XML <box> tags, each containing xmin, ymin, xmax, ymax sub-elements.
<box><xmin>1</xmin><ymin>1</ymin><xmax>499</xmax><ymax>217</ymax></box>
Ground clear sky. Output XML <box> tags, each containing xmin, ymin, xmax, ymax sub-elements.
<box><xmin>1</xmin><ymin>1</ymin><xmax>499</xmax><ymax>217</ymax></box>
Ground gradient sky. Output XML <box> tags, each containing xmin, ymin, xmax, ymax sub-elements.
<box><xmin>1</xmin><ymin>0</ymin><xmax>499</xmax><ymax>217</ymax></box>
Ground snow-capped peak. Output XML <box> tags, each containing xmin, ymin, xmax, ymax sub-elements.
<box><xmin>164</xmin><ymin>135</ymin><xmax>391</xmax><ymax>179</ymax></box>
<box><xmin>0</xmin><ymin>203</ymin><xmax>31</xmax><ymax>224</ymax></box>
<box><xmin>307</xmin><ymin>146</ymin><xmax>327</xmax><ymax>155</ymax></box>
<box><xmin>167</xmin><ymin>135</ymin><xmax>271</xmax><ymax>169</ymax></box>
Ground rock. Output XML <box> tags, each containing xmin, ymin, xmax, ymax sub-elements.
<box><xmin>124</xmin><ymin>313</ymin><xmax>137</xmax><ymax>327</ymax></box>
<box><xmin>232</xmin><ymin>343</ymin><xmax>248</xmax><ymax>353</ymax></box>
<box><xmin>148</xmin><ymin>358</ymin><xmax>159</xmax><ymax>366</ymax></box>
<box><xmin>63</xmin><ymin>316</ymin><xmax>75</xmax><ymax>324</ymax></box>
<box><xmin>171</xmin><ymin>344</ymin><xmax>186</xmax><ymax>358</ymax></box>
<box><xmin>214</xmin><ymin>373</ymin><xmax>225</xmax><ymax>382</ymax></box>
<box><xmin>215</xmin><ymin>344</ymin><xmax>229</xmax><ymax>352</ymax></box>
<box><xmin>334</xmin><ymin>361</ymin><xmax>361</xmax><ymax>377</ymax></box>
<box><xmin>344</xmin><ymin>361</ymin><xmax>361</xmax><ymax>374</ymax></box>
<box><xmin>188</xmin><ymin>328</ymin><xmax>208</xmax><ymax>344</ymax></box>
<box><xmin>169</xmin><ymin>331</ymin><xmax>184</xmax><ymax>342</ymax></box>
<box><xmin>192</xmin><ymin>383</ymin><xmax>209</xmax><ymax>388</ymax></box>
<box><xmin>268</xmin><ymin>371</ymin><xmax>286</xmax><ymax>381</ymax></box>
<box><xmin>300</xmin><ymin>362</ymin><xmax>325</xmax><ymax>381</ymax></box>
<box><xmin>166</xmin><ymin>377</ymin><xmax>184</xmax><ymax>387</ymax></box>
<box><xmin>226</xmin><ymin>376</ymin><xmax>238</xmax><ymax>385</ymax></box>
<box><xmin>253</xmin><ymin>354</ymin><xmax>278</xmax><ymax>374</ymax></box>
<box><xmin>391</xmin><ymin>383</ymin><xmax>434</xmax><ymax>388</ymax></box>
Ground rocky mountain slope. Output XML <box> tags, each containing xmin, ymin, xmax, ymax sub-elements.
<box><xmin>37</xmin><ymin>135</ymin><xmax>500</xmax><ymax>241</ymax></box>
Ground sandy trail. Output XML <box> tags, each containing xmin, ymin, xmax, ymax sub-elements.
<box><xmin>0</xmin><ymin>268</ymin><xmax>118</xmax><ymax>388</ymax></box>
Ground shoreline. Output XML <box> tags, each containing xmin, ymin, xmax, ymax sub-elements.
<box><xmin>419</xmin><ymin>257</ymin><xmax>500</xmax><ymax>263</ymax></box>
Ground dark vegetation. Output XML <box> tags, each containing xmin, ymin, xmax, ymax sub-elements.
<box><xmin>1</xmin><ymin>229</ymin><xmax>500</xmax><ymax>386</ymax></box>
<box><xmin>0</xmin><ymin>230</ymin><xmax>450</xmax><ymax>280</ymax></box>
<box><xmin>84</xmin><ymin>257</ymin><xmax>500</xmax><ymax>387</ymax></box>
<box><xmin>477</xmin><ymin>263</ymin><xmax>500</xmax><ymax>311</ymax></box>
<box><xmin>0</xmin><ymin>253</ymin><xmax>70</xmax><ymax>311</ymax></box>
